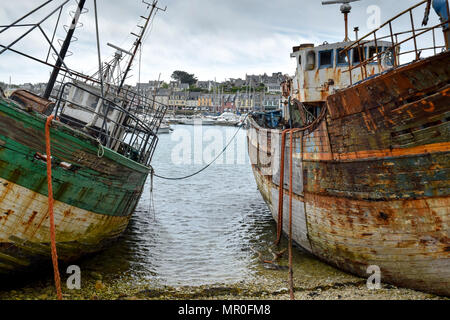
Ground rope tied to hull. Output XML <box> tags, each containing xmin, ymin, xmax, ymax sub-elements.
<box><xmin>96</xmin><ymin>137</ymin><xmax>105</xmax><ymax>158</ymax></box>
<box><xmin>274</xmin><ymin>128</ymin><xmax>300</xmax><ymax>300</ymax></box>
<box><xmin>149</xmin><ymin>167</ymin><xmax>156</xmax><ymax>221</ymax></box>
<box><xmin>275</xmin><ymin>128</ymin><xmax>301</xmax><ymax>246</ymax></box>
<box><xmin>275</xmin><ymin>106</ymin><xmax>327</xmax><ymax>245</ymax></box>
<box><xmin>273</xmin><ymin>105</ymin><xmax>328</xmax><ymax>300</ymax></box>
<box><xmin>45</xmin><ymin>115</ymin><xmax>63</xmax><ymax>300</ymax></box>
<box><xmin>287</xmin><ymin>129</ymin><xmax>299</xmax><ymax>301</ymax></box>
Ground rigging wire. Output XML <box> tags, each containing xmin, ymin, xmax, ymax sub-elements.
<box><xmin>153</xmin><ymin>114</ymin><xmax>250</xmax><ymax>181</ymax></box>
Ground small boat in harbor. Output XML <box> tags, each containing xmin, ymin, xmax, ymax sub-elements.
<box><xmin>0</xmin><ymin>1</ymin><xmax>167</xmax><ymax>273</ymax></box>
<box><xmin>138</xmin><ymin>115</ymin><xmax>171</xmax><ymax>134</ymax></box>
<box><xmin>248</xmin><ymin>0</ymin><xmax>450</xmax><ymax>296</ymax></box>
<box><xmin>178</xmin><ymin>115</ymin><xmax>216</xmax><ymax>126</ymax></box>
<box><xmin>157</xmin><ymin>122</ymin><xmax>172</xmax><ymax>134</ymax></box>
<box><xmin>215</xmin><ymin>112</ymin><xmax>240</xmax><ymax>126</ymax></box>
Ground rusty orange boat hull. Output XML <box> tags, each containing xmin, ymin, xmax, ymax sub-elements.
<box><xmin>248</xmin><ymin>51</ymin><xmax>450</xmax><ymax>296</ymax></box>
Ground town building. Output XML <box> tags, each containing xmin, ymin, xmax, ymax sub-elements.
<box><xmin>138</xmin><ymin>72</ymin><xmax>283</xmax><ymax>113</ymax></box>
<box><xmin>262</xmin><ymin>94</ymin><xmax>281</xmax><ymax>111</ymax></box>
<box><xmin>266</xmin><ymin>82</ymin><xmax>282</xmax><ymax>94</ymax></box>
<box><xmin>185</xmin><ymin>92</ymin><xmax>201</xmax><ymax>110</ymax></box>
<box><xmin>168</xmin><ymin>91</ymin><xmax>188</xmax><ymax>110</ymax></box>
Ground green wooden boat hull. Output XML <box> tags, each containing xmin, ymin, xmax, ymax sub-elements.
<box><xmin>0</xmin><ymin>97</ymin><xmax>150</xmax><ymax>273</ymax></box>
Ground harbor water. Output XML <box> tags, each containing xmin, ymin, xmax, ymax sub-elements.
<box><xmin>0</xmin><ymin>125</ymin><xmax>445</xmax><ymax>300</ymax></box>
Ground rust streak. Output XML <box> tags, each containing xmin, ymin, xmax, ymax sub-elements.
<box><xmin>334</xmin><ymin>142</ymin><xmax>450</xmax><ymax>161</ymax></box>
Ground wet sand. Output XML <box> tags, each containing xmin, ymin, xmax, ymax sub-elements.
<box><xmin>0</xmin><ymin>244</ymin><xmax>446</xmax><ymax>300</ymax></box>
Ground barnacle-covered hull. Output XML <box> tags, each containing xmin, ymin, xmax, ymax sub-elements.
<box><xmin>0</xmin><ymin>97</ymin><xmax>149</xmax><ymax>273</ymax></box>
<box><xmin>248</xmin><ymin>51</ymin><xmax>450</xmax><ymax>296</ymax></box>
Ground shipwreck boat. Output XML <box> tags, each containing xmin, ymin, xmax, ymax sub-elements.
<box><xmin>248</xmin><ymin>0</ymin><xmax>449</xmax><ymax>296</ymax></box>
<box><xmin>0</xmin><ymin>1</ymin><xmax>167</xmax><ymax>273</ymax></box>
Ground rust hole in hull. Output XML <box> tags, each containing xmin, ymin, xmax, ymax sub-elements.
<box><xmin>379</xmin><ymin>211</ymin><xmax>389</xmax><ymax>221</ymax></box>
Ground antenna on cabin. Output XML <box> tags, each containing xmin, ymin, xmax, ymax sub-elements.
<box><xmin>322</xmin><ymin>0</ymin><xmax>361</xmax><ymax>42</ymax></box>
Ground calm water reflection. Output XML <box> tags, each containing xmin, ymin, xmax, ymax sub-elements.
<box><xmin>88</xmin><ymin>125</ymin><xmax>275</xmax><ymax>286</ymax></box>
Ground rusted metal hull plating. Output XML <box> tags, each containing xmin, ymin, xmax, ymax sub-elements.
<box><xmin>248</xmin><ymin>51</ymin><xmax>450</xmax><ymax>296</ymax></box>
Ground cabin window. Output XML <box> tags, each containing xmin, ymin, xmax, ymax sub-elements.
<box><xmin>306</xmin><ymin>51</ymin><xmax>316</xmax><ymax>70</ymax></box>
<box><xmin>318</xmin><ymin>50</ymin><xmax>334</xmax><ymax>69</ymax></box>
<box><xmin>336</xmin><ymin>48</ymin><xmax>350</xmax><ymax>66</ymax></box>
<box><xmin>86</xmin><ymin>95</ymin><xmax>100</xmax><ymax>110</ymax></box>
<box><xmin>352</xmin><ymin>47</ymin><xmax>367</xmax><ymax>65</ymax></box>
<box><xmin>382</xmin><ymin>47</ymin><xmax>395</xmax><ymax>66</ymax></box>
<box><xmin>368</xmin><ymin>46</ymin><xmax>382</xmax><ymax>64</ymax></box>
<box><xmin>299</xmin><ymin>55</ymin><xmax>302</xmax><ymax>66</ymax></box>
<box><xmin>71</xmin><ymin>88</ymin><xmax>84</xmax><ymax>105</ymax></box>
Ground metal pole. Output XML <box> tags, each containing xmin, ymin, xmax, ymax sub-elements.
<box><xmin>409</xmin><ymin>10</ymin><xmax>419</xmax><ymax>60</ymax></box>
<box><xmin>374</xmin><ymin>31</ymin><xmax>382</xmax><ymax>70</ymax></box>
<box><xmin>344</xmin><ymin>12</ymin><xmax>349</xmax><ymax>41</ymax></box>
<box><xmin>0</xmin><ymin>0</ymin><xmax>52</xmax><ymax>35</ymax></box>
<box><xmin>94</xmin><ymin>0</ymin><xmax>109</xmax><ymax>147</ymax></box>
<box><xmin>45</xmin><ymin>7</ymin><xmax>64</xmax><ymax>63</ymax></box>
<box><xmin>445</xmin><ymin>0</ymin><xmax>450</xmax><ymax>49</ymax></box>
<box><xmin>0</xmin><ymin>1</ymin><xmax>70</xmax><ymax>56</ymax></box>
<box><xmin>44</xmin><ymin>0</ymin><xmax>86</xmax><ymax>99</ymax></box>
<box><xmin>118</xmin><ymin>1</ymin><xmax>158</xmax><ymax>93</ymax></box>
<box><xmin>389</xmin><ymin>22</ymin><xmax>398</xmax><ymax>67</ymax></box>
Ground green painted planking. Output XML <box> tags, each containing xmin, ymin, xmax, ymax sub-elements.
<box><xmin>0</xmin><ymin>98</ymin><xmax>149</xmax><ymax>217</ymax></box>
<box><xmin>0</xmin><ymin>98</ymin><xmax>150</xmax><ymax>174</ymax></box>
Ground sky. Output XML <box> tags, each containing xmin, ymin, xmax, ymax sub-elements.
<box><xmin>0</xmin><ymin>0</ymin><xmax>444</xmax><ymax>85</ymax></box>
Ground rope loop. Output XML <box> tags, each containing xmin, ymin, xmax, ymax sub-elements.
<box><xmin>97</xmin><ymin>138</ymin><xmax>105</xmax><ymax>158</ymax></box>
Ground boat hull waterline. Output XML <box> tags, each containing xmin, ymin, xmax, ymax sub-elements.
<box><xmin>0</xmin><ymin>98</ymin><xmax>149</xmax><ymax>273</ymax></box>
<box><xmin>248</xmin><ymin>52</ymin><xmax>450</xmax><ymax>296</ymax></box>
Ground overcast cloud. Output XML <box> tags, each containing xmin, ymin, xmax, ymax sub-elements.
<box><xmin>0</xmin><ymin>0</ymin><xmax>443</xmax><ymax>84</ymax></box>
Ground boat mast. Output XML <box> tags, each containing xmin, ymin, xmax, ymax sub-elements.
<box><xmin>322</xmin><ymin>0</ymin><xmax>360</xmax><ymax>42</ymax></box>
<box><xmin>117</xmin><ymin>0</ymin><xmax>166</xmax><ymax>93</ymax></box>
<box><xmin>44</xmin><ymin>0</ymin><xmax>86</xmax><ymax>99</ymax></box>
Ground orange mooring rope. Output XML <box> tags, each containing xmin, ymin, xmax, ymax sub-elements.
<box><xmin>275</xmin><ymin>129</ymin><xmax>300</xmax><ymax>300</ymax></box>
<box><xmin>275</xmin><ymin>128</ymin><xmax>299</xmax><ymax>300</ymax></box>
<box><xmin>288</xmin><ymin>130</ymin><xmax>296</xmax><ymax>300</ymax></box>
<box><xmin>274</xmin><ymin>107</ymin><xmax>328</xmax><ymax>299</ymax></box>
<box><xmin>275</xmin><ymin>129</ymin><xmax>290</xmax><ymax>246</ymax></box>
<box><xmin>45</xmin><ymin>115</ymin><xmax>63</xmax><ymax>300</ymax></box>
<box><xmin>275</xmin><ymin>129</ymin><xmax>300</xmax><ymax>246</ymax></box>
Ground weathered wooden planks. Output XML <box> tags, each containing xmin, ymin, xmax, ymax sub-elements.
<box><xmin>0</xmin><ymin>97</ymin><xmax>149</xmax><ymax>273</ymax></box>
<box><xmin>327</xmin><ymin>51</ymin><xmax>450</xmax><ymax>120</ymax></box>
<box><xmin>0</xmin><ymin>98</ymin><xmax>148</xmax><ymax>217</ymax></box>
<box><xmin>247</xmin><ymin>51</ymin><xmax>450</xmax><ymax>295</ymax></box>
<box><xmin>305</xmin><ymin>192</ymin><xmax>449</xmax><ymax>296</ymax></box>
<box><xmin>0</xmin><ymin>177</ymin><xmax>131</xmax><ymax>272</ymax></box>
